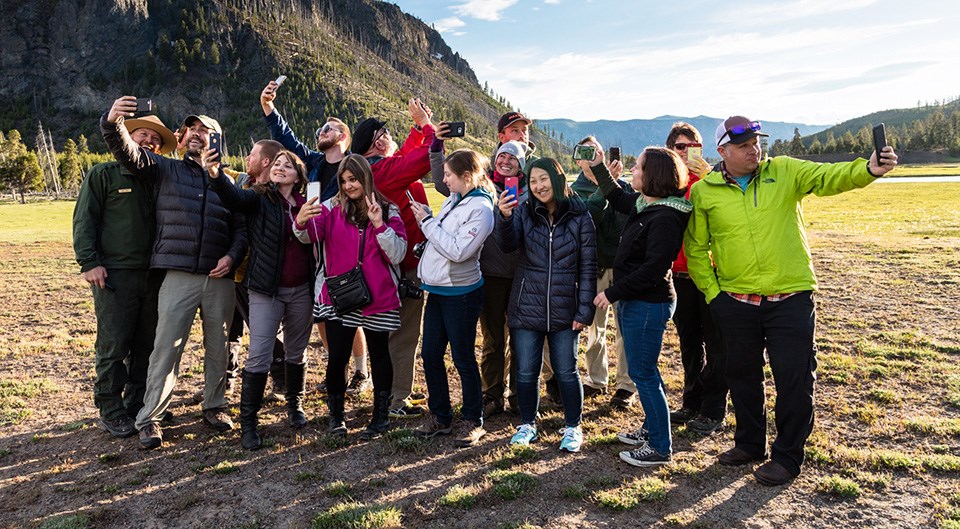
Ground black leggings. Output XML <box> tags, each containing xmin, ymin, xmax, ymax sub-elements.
<box><xmin>325</xmin><ymin>319</ymin><xmax>392</xmax><ymax>395</ymax></box>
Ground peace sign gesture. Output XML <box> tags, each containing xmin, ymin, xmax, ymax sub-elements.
<box><xmin>365</xmin><ymin>194</ymin><xmax>383</xmax><ymax>228</ymax></box>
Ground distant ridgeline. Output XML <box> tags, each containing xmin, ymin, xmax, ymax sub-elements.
<box><xmin>0</xmin><ymin>0</ymin><xmax>568</xmax><ymax>160</ymax></box>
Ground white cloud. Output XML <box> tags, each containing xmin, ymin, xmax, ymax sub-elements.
<box><xmin>433</xmin><ymin>17</ymin><xmax>466</xmax><ymax>34</ymax></box>
<box><xmin>450</xmin><ymin>0</ymin><xmax>518</xmax><ymax>21</ymax></box>
<box><xmin>544</xmin><ymin>0</ymin><xmax>561</xmax><ymax>4</ymax></box>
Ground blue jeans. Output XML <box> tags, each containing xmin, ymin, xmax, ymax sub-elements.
<box><xmin>617</xmin><ymin>299</ymin><xmax>675</xmax><ymax>455</ymax></box>
<box><xmin>420</xmin><ymin>287</ymin><xmax>484</xmax><ymax>425</ymax></box>
<box><xmin>512</xmin><ymin>327</ymin><xmax>583</xmax><ymax>428</ymax></box>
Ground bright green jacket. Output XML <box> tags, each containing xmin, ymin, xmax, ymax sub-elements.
<box><xmin>683</xmin><ymin>156</ymin><xmax>878</xmax><ymax>303</ymax></box>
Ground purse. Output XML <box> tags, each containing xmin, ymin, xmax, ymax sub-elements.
<box><xmin>325</xmin><ymin>226</ymin><xmax>372</xmax><ymax>315</ymax></box>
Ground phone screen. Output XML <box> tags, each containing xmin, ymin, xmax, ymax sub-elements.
<box><xmin>686</xmin><ymin>144</ymin><xmax>702</xmax><ymax>162</ymax></box>
<box><xmin>609</xmin><ymin>147</ymin><xmax>620</xmax><ymax>162</ymax></box>
<box><xmin>307</xmin><ymin>181</ymin><xmax>321</xmax><ymax>202</ymax></box>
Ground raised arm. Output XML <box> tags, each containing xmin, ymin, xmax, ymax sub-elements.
<box><xmin>100</xmin><ymin>96</ymin><xmax>164</xmax><ymax>178</ymax></box>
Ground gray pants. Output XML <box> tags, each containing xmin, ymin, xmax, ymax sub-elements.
<box><xmin>135</xmin><ymin>271</ymin><xmax>235</xmax><ymax>430</ymax></box>
<box><xmin>389</xmin><ymin>268</ymin><xmax>425</xmax><ymax>408</ymax></box>
<box><xmin>246</xmin><ymin>284</ymin><xmax>313</xmax><ymax>373</ymax></box>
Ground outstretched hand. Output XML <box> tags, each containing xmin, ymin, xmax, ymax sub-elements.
<box><xmin>366</xmin><ymin>194</ymin><xmax>383</xmax><ymax>228</ymax></box>
<box><xmin>200</xmin><ymin>148</ymin><xmax>220</xmax><ymax>178</ymax></box>
<box><xmin>260</xmin><ymin>81</ymin><xmax>279</xmax><ymax>115</ymax></box>
<box><xmin>296</xmin><ymin>197</ymin><xmax>321</xmax><ymax>226</ymax></box>
<box><xmin>107</xmin><ymin>96</ymin><xmax>138</xmax><ymax>123</ymax></box>
<box><xmin>868</xmin><ymin>146</ymin><xmax>899</xmax><ymax>177</ymax></box>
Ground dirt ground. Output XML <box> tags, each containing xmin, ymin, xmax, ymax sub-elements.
<box><xmin>2</xmin><ymin>191</ymin><xmax>960</xmax><ymax>528</ymax></box>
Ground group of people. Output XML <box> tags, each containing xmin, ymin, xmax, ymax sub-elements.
<box><xmin>73</xmin><ymin>81</ymin><xmax>898</xmax><ymax>487</ymax></box>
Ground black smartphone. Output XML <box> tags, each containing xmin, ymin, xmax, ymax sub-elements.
<box><xmin>208</xmin><ymin>131</ymin><xmax>223</xmax><ymax>162</ymax></box>
<box><xmin>609</xmin><ymin>147</ymin><xmax>621</xmax><ymax>162</ymax></box>
<box><xmin>872</xmin><ymin>123</ymin><xmax>887</xmax><ymax>165</ymax></box>
<box><xmin>134</xmin><ymin>98</ymin><xmax>153</xmax><ymax>113</ymax></box>
<box><xmin>446</xmin><ymin>121</ymin><xmax>466</xmax><ymax>137</ymax></box>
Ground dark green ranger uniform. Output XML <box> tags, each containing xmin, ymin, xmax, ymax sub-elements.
<box><xmin>73</xmin><ymin>161</ymin><xmax>161</xmax><ymax>422</ymax></box>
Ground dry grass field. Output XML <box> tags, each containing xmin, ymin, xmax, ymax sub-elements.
<box><xmin>1</xmin><ymin>181</ymin><xmax>958</xmax><ymax>529</ymax></box>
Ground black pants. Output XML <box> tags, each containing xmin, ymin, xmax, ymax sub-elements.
<box><xmin>710</xmin><ymin>291</ymin><xmax>817</xmax><ymax>476</ymax></box>
<box><xmin>325</xmin><ymin>319</ymin><xmax>392</xmax><ymax>395</ymax></box>
<box><xmin>673</xmin><ymin>276</ymin><xmax>727</xmax><ymax>419</ymax></box>
<box><xmin>478</xmin><ymin>275</ymin><xmax>517</xmax><ymax>403</ymax></box>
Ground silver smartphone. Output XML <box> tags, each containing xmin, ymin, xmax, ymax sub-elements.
<box><xmin>405</xmin><ymin>189</ymin><xmax>416</xmax><ymax>204</ymax></box>
<box><xmin>307</xmin><ymin>181</ymin><xmax>321</xmax><ymax>203</ymax></box>
<box><xmin>275</xmin><ymin>75</ymin><xmax>287</xmax><ymax>87</ymax></box>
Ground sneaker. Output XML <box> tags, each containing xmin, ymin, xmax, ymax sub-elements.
<box><xmin>408</xmin><ymin>392</ymin><xmax>427</xmax><ymax>405</ymax></box>
<box><xmin>482</xmin><ymin>395</ymin><xmax>504</xmax><ymax>418</ymax></box>
<box><xmin>544</xmin><ymin>378</ymin><xmax>561</xmax><ymax>404</ymax></box>
<box><xmin>687</xmin><ymin>414</ymin><xmax>725</xmax><ymax>435</ymax></box>
<box><xmin>617</xmin><ymin>426</ymin><xmax>649</xmax><ymax>446</ymax></box>
<box><xmin>619</xmin><ymin>442</ymin><xmax>671</xmax><ymax>467</ymax></box>
<box><xmin>415</xmin><ymin>416</ymin><xmax>453</xmax><ymax>439</ymax></box>
<box><xmin>669</xmin><ymin>407</ymin><xmax>697</xmax><ymax>424</ymax></box>
<box><xmin>454</xmin><ymin>423</ymin><xmax>487</xmax><ymax>448</ymax></box>
<box><xmin>559</xmin><ymin>426</ymin><xmax>583</xmax><ymax>453</ymax></box>
<box><xmin>100</xmin><ymin>416</ymin><xmax>135</xmax><ymax>438</ymax></box>
<box><xmin>202</xmin><ymin>408</ymin><xmax>234</xmax><ymax>432</ymax></box>
<box><xmin>346</xmin><ymin>371</ymin><xmax>371</xmax><ymax>394</ymax></box>
<box><xmin>582</xmin><ymin>385</ymin><xmax>606</xmax><ymax>398</ymax></box>
<box><xmin>510</xmin><ymin>423</ymin><xmax>538</xmax><ymax>446</ymax></box>
<box><xmin>138</xmin><ymin>423</ymin><xmax>162</xmax><ymax>450</ymax></box>
<box><xmin>389</xmin><ymin>403</ymin><xmax>424</xmax><ymax>419</ymax></box>
<box><xmin>609</xmin><ymin>389</ymin><xmax>636</xmax><ymax>409</ymax></box>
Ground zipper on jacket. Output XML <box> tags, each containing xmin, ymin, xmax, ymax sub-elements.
<box><xmin>547</xmin><ymin>225</ymin><xmax>554</xmax><ymax>330</ymax></box>
<box><xmin>753</xmin><ymin>179</ymin><xmax>758</xmax><ymax>208</ymax></box>
<box><xmin>196</xmin><ymin>173</ymin><xmax>208</xmax><ymax>274</ymax></box>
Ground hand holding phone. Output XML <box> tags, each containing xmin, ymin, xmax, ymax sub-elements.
<box><xmin>134</xmin><ymin>98</ymin><xmax>153</xmax><ymax>113</ymax></box>
<box><xmin>208</xmin><ymin>132</ymin><xmax>223</xmax><ymax>162</ymax></box>
<box><xmin>686</xmin><ymin>143</ymin><xmax>702</xmax><ymax>162</ymax></box>
<box><xmin>873</xmin><ymin>123</ymin><xmax>887</xmax><ymax>165</ymax></box>
<box><xmin>609</xmin><ymin>147</ymin><xmax>621</xmax><ymax>162</ymax></box>
<box><xmin>504</xmin><ymin>176</ymin><xmax>519</xmax><ymax>199</ymax></box>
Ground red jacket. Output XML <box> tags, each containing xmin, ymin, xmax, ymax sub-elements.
<box><xmin>370</xmin><ymin>123</ymin><xmax>435</xmax><ymax>272</ymax></box>
<box><xmin>672</xmin><ymin>173</ymin><xmax>701</xmax><ymax>274</ymax></box>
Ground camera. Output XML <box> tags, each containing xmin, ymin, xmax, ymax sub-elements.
<box><xmin>413</xmin><ymin>240</ymin><xmax>427</xmax><ymax>259</ymax></box>
<box><xmin>398</xmin><ymin>278</ymin><xmax>422</xmax><ymax>299</ymax></box>
<box><xmin>573</xmin><ymin>144</ymin><xmax>596</xmax><ymax>161</ymax></box>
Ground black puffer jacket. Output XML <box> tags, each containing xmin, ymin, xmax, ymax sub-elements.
<box><xmin>100</xmin><ymin>116</ymin><xmax>246</xmax><ymax>274</ymax></box>
<box><xmin>495</xmin><ymin>196</ymin><xmax>597</xmax><ymax>332</ymax></box>
<box><xmin>209</xmin><ymin>175</ymin><xmax>315</xmax><ymax>296</ymax></box>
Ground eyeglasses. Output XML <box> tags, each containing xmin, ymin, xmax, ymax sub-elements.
<box><xmin>674</xmin><ymin>143</ymin><xmax>692</xmax><ymax>151</ymax></box>
<box><xmin>373</xmin><ymin>126</ymin><xmax>390</xmax><ymax>144</ymax></box>
<box><xmin>315</xmin><ymin>123</ymin><xmax>339</xmax><ymax>138</ymax></box>
<box><xmin>719</xmin><ymin>121</ymin><xmax>762</xmax><ymax>143</ymax></box>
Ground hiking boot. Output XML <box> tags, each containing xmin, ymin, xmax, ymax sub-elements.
<box><xmin>408</xmin><ymin>392</ymin><xmax>427</xmax><ymax>406</ymax></box>
<box><xmin>617</xmin><ymin>426</ymin><xmax>649</xmax><ymax>446</ymax></box>
<box><xmin>754</xmin><ymin>460</ymin><xmax>797</xmax><ymax>486</ymax></box>
<box><xmin>559</xmin><ymin>426</ymin><xmax>583</xmax><ymax>453</ymax></box>
<box><xmin>718</xmin><ymin>446</ymin><xmax>767</xmax><ymax>466</ymax></box>
<box><xmin>360</xmin><ymin>390</ymin><xmax>392</xmax><ymax>441</ymax></box>
<box><xmin>482</xmin><ymin>395</ymin><xmax>504</xmax><ymax>418</ymax></box>
<box><xmin>327</xmin><ymin>393</ymin><xmax>347</xmax><ymax>437</ymax></box>
<box><xmin>454</xmin><ymin>423</ymin><xmax>487</xmax><ymax>448</ymax></box>
<box><xmin>389</xmin><ymin>403</ymin><xmax>424</xmax><ymax>419</ymax></box>
<box><xmin>285</xmin><ymin>362</ymin><xmax>308</xmax><ymax>429</ymax></box>
<box><xmin>510</xmin><ymin>423</ymin><xmax>538</xmax><ymax>446</ymax></box>
<box><xmin>620</xmin><ymin>441</ymin><xmax>671</xmax><ymax>467</ymax></box>
<box><xmin>239</xmin><ymin>370</ymin><xmax>268</xmax><ymax>451</ymax></box>
<box><xmin>669</xmin><ymin>407</ymin><xmax>697</xmax><ymax>424</ymax></box>
<box><xmin>609</xmin><ymin>389</ymin><xmax>636</xmax><ymax>409</ymax></box>
<box><xmin>346</xmin><ymin>371</ymin><xmax>371</xmax><ymax>394</ymax></box>
<box><xmin>582</xmin><ymin>385</ymin><xmax>606</xmax><ymax>398</ymax></box>
<box><xmin>138</xmin><ymin>423</ymin><xmax>162</xmax><ymax>450</ymax></box>
<box><xmin>202</xmin><ymin>408</ymin><xmax>234</xmax><ymax>432</ymax></box>
<box><xmin>100</xmin><ymin>416</ymin><xmax>135</xmax><ymax>438</ymax></box>
<box><xmin>544</xmin><ymin>378</ymin><xmax>561</xmax><ymax>404</ymax></box>
<box><xmin>415</xmin><ymin>416</ymin><xmax>453</xmax><ymax>439</ymax></box>
<box><xmin>192</xmin><ymin>388</ymin><xmax>204</xmax><ymax>404</ymax></box>
<box><xmin>687</xmin><ymin>414</ymin><xmax>725</xmax><ymax>435</ymax></box>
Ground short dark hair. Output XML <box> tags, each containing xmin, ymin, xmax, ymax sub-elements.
<box><xmin>255</xmin><ymin>139</ymin><xmax>283</xmax><ymax>163</ymax></box>
<box><xmin>665</xmin><ymin>122</ymin><xmax>702</xmax><ymax>149</ymax></box>
<box><xmin>640</xmin><ymin>147</ymin><xmax>688</xmax><ymax>198</ymax></box>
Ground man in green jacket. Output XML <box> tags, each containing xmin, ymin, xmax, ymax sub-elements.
<box><xmin>684</xmin><ymin>116</ymin><xmax>898</xmax><ymax>485</ymax></box>
<box><xmin>73</xmin><ymin>115</ymin><xmax>176</xmax><ymax>438</ymax></box>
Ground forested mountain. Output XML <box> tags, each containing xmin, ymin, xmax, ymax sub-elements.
<box><xmin>0</xmin><ymin>0</ymin><xmax>567</xmax><ymax>159</ymax></box>
<box><xmin>536</xmin><ymin>116</ymin><xmax>829</xmax><ymax>158</ymax></box>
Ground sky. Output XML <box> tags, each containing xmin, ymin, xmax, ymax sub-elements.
<box><xmin>389</xmin><ymin>0</ymin><xmax>960</xmax><ymax>126</ymax></box>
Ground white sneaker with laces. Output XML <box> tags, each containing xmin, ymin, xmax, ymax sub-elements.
<box><xmin>617</xmin><ymin>426</ymin><xmax>649</xmax><ymax>446</ymax></box>
<box><xmin>510</xmin><ymin>423</ymin><xmax>538</xmax><ymax>446</ymax></box>
<box><xmin>619</xmin><ymin>441</ymin><xmax>671</xmax><ymax>467</ymax></box>
<box><xmin>559</xmin><ymin>426</ymin><xmax>583</xmax><ymax>453</ymax></box>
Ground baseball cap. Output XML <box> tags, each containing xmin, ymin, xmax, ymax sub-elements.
<box><xmin>497</xmin><ymin>111</ymin><xmax>532</xmax><ymax>133</ymax></box>
<box><xmin>182</xmin><ymin>114</ymin><xmax>222</xmax><ymax>135</ymax></box>
<box><xmin>715</xmin><ymin>116</ymin><xmax>768</xmax><ymax>147</ymax></box>
<box><xmin>352</xmin><ymin>117</ymin><xmax>387</xmax><ymax>155</ymax></box>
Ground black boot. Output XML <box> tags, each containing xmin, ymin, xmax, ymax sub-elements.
<box><xmin>285</xmin><ymin>362</ymin><xmax>308</xmax><ymax>429</ymax></box>
<box><xmin>360</xmin><ymin>390</ymin><xmax>392</xmax><ymax>441</ymax></box>
<box><xmin>239</xmin><ymin>370</ymin><xmax>268</xmax><ymax>450</ymax></box>
<box><xmin>327</xmin><ymin>393</ymin><xmax>347</xmax><ymax>436</ymax></box>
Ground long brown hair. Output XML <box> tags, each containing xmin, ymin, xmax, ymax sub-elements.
<box><xmin>332</xmin><ymin>154</ymin><xmax>394</xmax><ymax>227</ymax></box>
<box><xmin>253</xmin><ymin>150</ymin><xmax>308</xmax><ymax>200</ymax></box>
<box><xmin>444</xmin><ymin>149</ymin><xmax>496</xmax><ymax>195</ymax></box>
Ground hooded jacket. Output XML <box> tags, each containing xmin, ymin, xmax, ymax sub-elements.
<box><xmin>416</xmin><ymin>187</ymin><xmax>495</xmax><ymax>293</ymax></box>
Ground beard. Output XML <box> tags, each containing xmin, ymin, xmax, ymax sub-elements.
<box><xmin>316</xmin><ymin>137</ymin><xmax>336</xmax><ymax>151</ymax></box>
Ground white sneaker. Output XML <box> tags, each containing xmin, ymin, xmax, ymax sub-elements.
<box><xmin>559</xmin><ymin>426</ymin><xmax>583</xmax><ymax>453</ymax></box>
<box><xmin>617</xmin><ymin>426</ymin><xmax>649</xmax><ymax>446</ymax></box>
<box><xmin>510</xmin><ymin>423</ymin><xmax>538</xmax><ymax>446</ymax></box>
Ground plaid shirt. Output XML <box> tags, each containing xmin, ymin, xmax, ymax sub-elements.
<box><xmin>725</xmin><ymin>292</ymin><xmax>801</xmax><ymax>306</ymax></box>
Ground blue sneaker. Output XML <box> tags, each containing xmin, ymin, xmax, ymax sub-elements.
<box><xmin>559</xmin><ymin>426</ymin><xmax>583</xmax><ymax>453</ymax></box>
<box><xmin>510</xmin><ymin>423</ymin><xmax>538</xmax><ymax>446</ymax></box>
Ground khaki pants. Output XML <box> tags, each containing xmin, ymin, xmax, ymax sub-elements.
<box><xmin>389</xmin><ymin>268</ymin><xmax>425</xmax><ymax>408</ymax></box>
<box><xmin>135</xmin><ymin>271</ymin><xmax>235</xmax><ymax>430</ymax></box>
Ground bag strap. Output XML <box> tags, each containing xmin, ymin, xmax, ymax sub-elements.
<box><xmin>324</xmin><ymin>222</ymin><xmax>367</xmax><ymax>277</ymax></box>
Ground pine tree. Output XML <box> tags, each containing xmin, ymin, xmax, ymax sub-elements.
<box><xmin>59</xmin><ymin>139</ymin><xmax>82</xmax><ymax>194</ymax></box>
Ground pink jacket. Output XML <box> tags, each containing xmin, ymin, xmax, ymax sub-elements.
<box><xmin>296</xmin><ymin>201</ymin><xmax>407</xmax><ymax>315</ymax></box>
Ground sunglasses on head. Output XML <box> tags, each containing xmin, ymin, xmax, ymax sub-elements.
<box><xmin>315</xmin><ymin>123</ymin><xmax>339</xmax><ymax>138</ymax></box>
<box><xmin>720</xmin><ymin>121</ymin><xmax>762</xmax><ymax>144</ymax></box>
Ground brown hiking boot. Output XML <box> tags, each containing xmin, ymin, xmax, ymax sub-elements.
<box><xmin>138</xmin><ymin>423</ymin><xmax>162</xmax><ymax>450</ymax></box>
<box><xmin>202</xmin><ymin>408</ymin><xmax>234</xmax><ymax>432</ymax></box>
<box><xmin>454</xmin><ymin>423</ymin><xmax>486</xmax><ymax>448</ymax></box>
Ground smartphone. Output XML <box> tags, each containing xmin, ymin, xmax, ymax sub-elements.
<box><xmin>873</xmin><ymin>123</ymin><xmax>887</xmax><ymax>165</ymax></box>
<box><xmin>573</xmin><ymin>144</ymin><xmax>596</xmax><ymax>161</ymax></box>
<box><xmin>208</xmin><ymin>131</ymin><xmax>222</xmax><ymax>162</ymax></box>
<box><xmin>504</xmin><ymin>176</ymin><xmax>519</xmax><ymax>199</ymax></box>
<box><xmin>446</xmin><ymin>121</ymin><xmax>466</xmax><ymax>138</ymax></box>
<box><xmin>405</xmin><ymin>189</ymin><xmax>416</xmax><ymax>204</ymax></box>
<box><xmin>686</xmin><ymin>143</ymin><xmax>703</xmax><ymax>162</ymax></box>
<box><xmin>307</xmin><ymin>181</ymin><xmax>321</xmax><ymax>203</ymax></box>
<box><xmin>609</xmin><ymin>147</ymin><xmax>621</xmax><ymax>162</ymax></box>
<box><xmin>134</xmin><ymin>98</ymin><xmax>152</xmax><ymax>113</ymax></box>
<box><xmin>274</xmin><ymin>75</ymin><xmax>287</xmax><ymax>87</ymax></box>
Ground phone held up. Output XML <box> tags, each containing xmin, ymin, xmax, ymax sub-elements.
<box><xmin>208</xmin><ymin>132</ymin><xmax>223</xmax><ymax>162</ymax></box>
<box><xmin>274</xmin><ymin>75</ymin><xmax>287</xmax><ymax>87</ymax></box>
<box><xmin>609</xmin><ymin>147</ymin><xmax>621</xmax><ymax>162</ymax></box>
<box><xmin>573</xmin><ymin>144</ymin><xmax>596</xmax><ymax>161</ymax></box>
<box><xmin>134</xmin><ymin>98</ymin><xmax>153</xmax><ymax>113</ymax></box>
<box><xmin>873</xmin><ymin>123</ymin><xmax>887</xmax><ymax>165</ymax></box>
<box><xmin>504</xmin><ymin>176</ymin><xmax>519</xmax><ymax>200</ymax></box>
<box><xmin>307</xmin><ymin>181</ymin><xmax>321</xmax><ymax>203</ymax></box>
<box><xmin>445</xmin><ymin>121</ymin><xmax>466</xmax><ymax>138</ymax></box>
<box><xmin>686</xmin><ymin>143</ymin><xmax>703</xmax><ymax>162</ymax></box>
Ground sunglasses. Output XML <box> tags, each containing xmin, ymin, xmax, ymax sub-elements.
<box><xmin>373</xmin><ymin>126</ymin><xmax>390</xmax><ymax>144</ymax></box>
<box><xmin>674</xmin><ymin>143</ymin><xmax>692</xmax><ymax>151</ymax></box>
<box><xmin>720</xmin><ymin>121</ymin><xmax>762</xmax><ymax>143</ymax></box>
<box><xmin>315</xmin><ymin>123</ymin><xmax>344</xmax><ymax>138</ymax></box>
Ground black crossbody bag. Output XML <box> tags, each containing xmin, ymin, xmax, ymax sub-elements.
<box><xmin>325</xmin><ymin>226</ymin><xmax>372</xmax><ymax>315</ymax></box>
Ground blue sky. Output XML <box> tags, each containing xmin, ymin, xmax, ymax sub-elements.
<box><xmin>390</xmin><ymin>0</ymin><xmax>959</xmax><ymax>125</ymax></box>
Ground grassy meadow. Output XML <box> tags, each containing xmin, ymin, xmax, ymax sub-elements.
<box><xmin>0</xmin><ymin>179</ymin><xmax>959</xmax><ymax>529</ymax></box>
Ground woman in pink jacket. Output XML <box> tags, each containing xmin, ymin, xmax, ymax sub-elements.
<box><xmin>294</xmin><ymin>154</ymin><xmax>407</xmax><ymax>440</ymax></box>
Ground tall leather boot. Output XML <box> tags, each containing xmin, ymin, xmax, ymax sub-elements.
<box><xmin>327</xmin><ymin>393</ymin><xmax>347</xmax><ymax>436</ymax></box>
<box><xmin>360</xmin><ymin>390</ymin><xmax>393</xmax><ymax>441</ymax></box>
<box><xmin>285</xmin><ymin>362</ymin><xmax>308</xmax><ymax>429</ymax></box>
<box><xmin>239</xmin><ymin>370</ymin><xmax>268</xmax><ymax>450</ymax></box>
